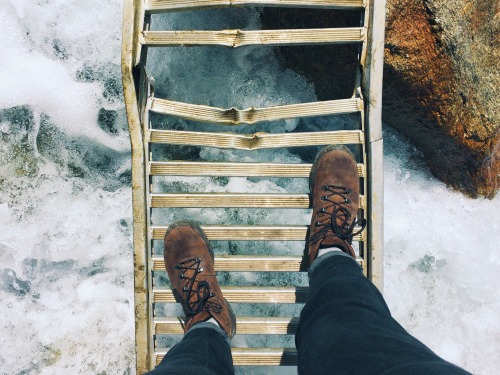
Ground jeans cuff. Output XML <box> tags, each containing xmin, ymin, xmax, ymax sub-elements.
<box><xmin>186</xmin><ymin>321</ymin><xmax>231</xmax><ymax>344</ymax></box>
<box><xmin>309</xmin><ymin>250</ymin><xmax>360</xmax><ymax>278</ymax></box>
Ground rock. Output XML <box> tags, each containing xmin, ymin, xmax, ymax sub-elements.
<box><xmin>384</xmin><ymin>0</ymin><xmax>499</xmax><ymax>198</ymax></box>
<box><xmin>260</xmin><ymin>2</ymin><xmax>499</xmax><ymax>198</ymax></box>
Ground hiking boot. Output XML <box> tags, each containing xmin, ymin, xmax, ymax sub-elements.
<box><xmin>164</xmin><ymin>222</ymin><xmax>236</xmax><ymax>338</ymax></box>
<box><xmin>307</xmin><ymin>146</ymin><xmax>366</xmax><ymax>265</ymax></box>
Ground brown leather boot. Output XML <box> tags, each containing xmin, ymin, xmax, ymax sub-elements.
<box><xmin>164</xmin><ymin>222</ymin><xmax>236</xmax><ymax>338</ymax></box>
<box><xmin>307</xmin><ymin>145</ymin><xmax>366</xmax><ymax>265</ymax></box>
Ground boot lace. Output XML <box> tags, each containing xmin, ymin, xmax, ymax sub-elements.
<box><xmin>311</xmin><ymin>184</ymin><xmax>366</xmax><ymax>245</ymax></box>
<box><xmin>175</xmin><ymin>257</ymin><xmax>222</xmax><ymax>318</ymax></box>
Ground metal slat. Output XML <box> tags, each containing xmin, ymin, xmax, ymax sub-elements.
<box><xmin>142</xmin><ymin>28</ymin><xmax>364</xmax><ymax>47</ymax></box>
<box><xmin>148</xmin><ymin>129</ymin><xmax>364</xmax><ymax>149</ymax></box>
<box><xmin>153</xmin><ymin>286</ymin><xmax>308</xmax><ymax>303</ymax></box>
<box><xmin>146</xmin><ymin>0</ymin><xmax>365</xmax><ymax>13</ymax></box>
<box><xmin>150</xmin><ymin>193</ymin><xmax>365</xmax><ymax>208</ymax></box>
<box><xmin>155</xmin><ymin>348</ymin><xmax>298</xmax><ymax>366</ymax></box>
<box><xmin>151</xmin><ymin>193</ymin><xmax>309</xmax><ymax>208</ymax></box>
<box><xmin>155</xmin><ymin>316</ymin><xmax>300</xmax><ymax>335</ymax></box>
<box><xmin>151</xmin><ymin>225</ymin><xmax>365</xmax><ymax>241</ymax></box>
<box><xmin>152</xmin><ymin>225</ymin><xmax>308</xmax><ymax>240</ymax></box>
<box><xmin>149</xmin><ymin>97</ymin><xmax>362</xmax><ymax>124</ymax></box>
<box><xmin>154</xmin><ymin>255</ymin><xmax>303</xmax><ymax>271</ymax></box>
<box><xmin>152</xmin><ymin>255</ymin><xmax>364</xmax><ymax>271</ymax></box>
<box><xmin>150</xmin><ymin>161</ymin><xmax>365</xmax><ymax>177</ymax></box>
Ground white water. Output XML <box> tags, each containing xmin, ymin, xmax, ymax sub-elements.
<box><xmin>0</xmin><ymin>1</ymin><xmax>498</xmax><ymax>374</ymax></box>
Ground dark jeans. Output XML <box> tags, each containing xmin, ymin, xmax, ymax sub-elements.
<box><xmin>147</xmin><ymin>253</ymin><xmax>470</xmax><ymax>375</ymax></box>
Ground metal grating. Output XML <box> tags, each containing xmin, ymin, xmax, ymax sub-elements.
<box><xmin>122</xmin><ymin>0</ymin><xmax>385</xmax><ymax>372</ymax></box>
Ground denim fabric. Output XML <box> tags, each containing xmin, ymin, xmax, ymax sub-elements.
<box><xmin>309</xmin><ymin>248</ymin><xmax>358</xmax><ymax>276</ymax></box>
<box><xmin>187</xmin><ymin>321</ymin><xmax>231</xmax><ymax>344</ymax></box>
<box><xmin>146</xmin><ymin>323</ymin><xmax>233</xmax><ymax>375</ymax></box>
<box><xmin>296</xmin><ymin>254</ymin><xmax>471</xmax><ymax>375</ymax></box>
<box><xmin>146</xmin><ymin>254</ymin><xmax>470</xmax><ymax>375</ymax></box>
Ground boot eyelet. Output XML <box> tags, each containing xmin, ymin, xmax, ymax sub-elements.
<box><xmin>345</xmin><ymin>199</ymin><xmax>351</xmax><ymax>204</ymax></box>
<box><xmin>345</xmin><ymin>188</ymin><xmax>352</xmax><ymax>193</ymax></box>
<box><xmin>179</xmin><ymin>273</ymin><xmax>184</xmax><ymax>279</ymax></box>
<box><xmin>321</xmin><ymin>196</ymin><xmax>327</xmax><ymax>201</ymax></box>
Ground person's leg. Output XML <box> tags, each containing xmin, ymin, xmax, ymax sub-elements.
<box><xmin>146</xmin><ymin>324</ymin><xmax>233</xmax><ymax>375</ymax></box>
<box><xmin>296</xmin><ymin>252</ymin><xmax>471</xmax><ymax>375</ymax></box>
<box><xmin>298</xmin><ymin>146</ymin><xmax>470</xmax><ymax>374</ymax></box>
<box><xmin>146</xmin><ymin>222</ymin><xmax>236</xmax><ymax>375</ymax></box>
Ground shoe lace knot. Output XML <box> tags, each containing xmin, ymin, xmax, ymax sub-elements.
<box><xmin>311</xmin><ymin>184</ymin><xmax>366</xmax><ymax>245</ymax></box>
<box><xmin>175</xmin><ymin>257</ymin><xmax>222</xmax><ymax>318</ymax></box>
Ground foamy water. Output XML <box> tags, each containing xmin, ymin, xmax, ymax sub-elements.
<box><xmin>0</xmin><ymin>1</ymin><xmax>498</xmax><ymax>374</ymax></box>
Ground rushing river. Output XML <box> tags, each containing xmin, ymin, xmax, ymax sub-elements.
<box><xmin>0</xmin><ymin>1</ymin><xmax>498</xmax><ymax>374</ymax></box>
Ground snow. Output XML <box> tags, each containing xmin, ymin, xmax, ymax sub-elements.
<box><xmin>0</xmin><ymin>1</ymin><xmax>498</xmax><ymax>374</ymax></box>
